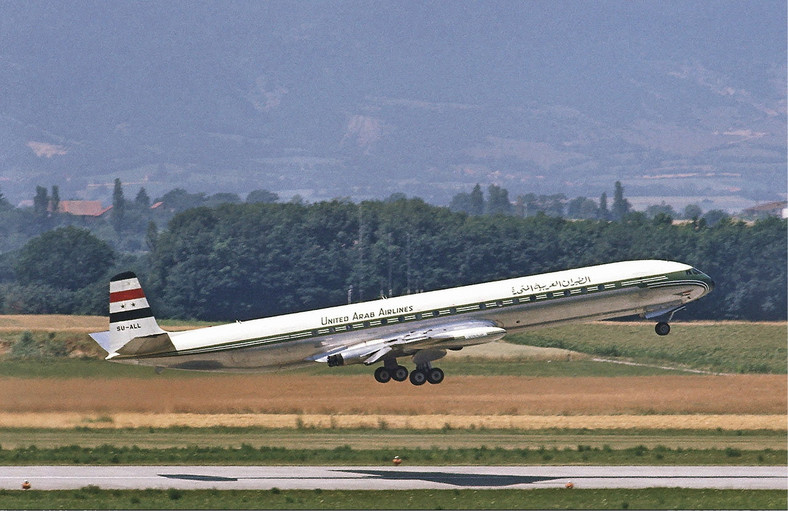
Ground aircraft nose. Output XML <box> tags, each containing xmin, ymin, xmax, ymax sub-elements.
<box><xmin>702</xmin><ymin>274</ymin><xmax>715</xmax><ymax>293</ymax></box>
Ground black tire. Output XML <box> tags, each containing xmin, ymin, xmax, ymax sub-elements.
<box><xmin>374</xmin><ymin>366</ymin><xmax>391</xmax><ymax>383</ymax></box>
<box><xmin>426</xmin><ymin>367</ymin><xmax>445</xmax><ymax>384</ymax></box>
<box><xmin>409</xmin><ymin>369</ymin><xmax>427</xmax><ymax>386</ymax></box>
<box><xmin>392</xmin><ymin>365</ymin><xmax>409</xmax><ymax>382</ymax></box>
<box><xmin>655</xmin><ymin>322</ymin><xmax>671</xmax><ymax>336</ymax></box>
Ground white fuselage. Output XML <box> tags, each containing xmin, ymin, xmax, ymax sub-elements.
<box><xmin>112</xmin><ymin>260</ymin><xmax>713</xmax><ymax>372</ymax></box>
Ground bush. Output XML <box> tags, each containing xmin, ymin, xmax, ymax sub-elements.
<box><xmin>9</xmin><ymin>332</ymin><xmax>39</xmax><ymax>359</ymax></box>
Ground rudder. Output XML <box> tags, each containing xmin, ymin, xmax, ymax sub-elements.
<box><xmin>90</xmin><ymin>272</ymin><xmax>174</xmax><ymax>358</ymax></box>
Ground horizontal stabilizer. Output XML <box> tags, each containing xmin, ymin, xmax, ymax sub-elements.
<box><xmin>89</xmin><ymin>331</ymin><xmax>113</xmax><ymax>354</ymax></box>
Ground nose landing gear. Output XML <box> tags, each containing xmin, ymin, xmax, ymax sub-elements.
<box><xmin>650</xmin><ymin>306</ymin><xmax>686</xmax><ymax>336</ymax></box>
<box><xmin>655</xmin><ymin>322</ymin><xmax>671</xmax><ymax>336</ymax></box>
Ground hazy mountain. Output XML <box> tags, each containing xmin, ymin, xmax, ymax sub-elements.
<box><xmin>1</xmin><ymin>1</ymin><xmax>785</xmax><ymax>211</ymax></box>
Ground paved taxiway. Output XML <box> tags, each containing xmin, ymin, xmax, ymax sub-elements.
<box><xmin>2</xmin><ymin>466</ymin><xmax>785</xmax><ymax>490</ymax></box>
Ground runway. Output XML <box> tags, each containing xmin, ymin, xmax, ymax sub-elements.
<box><xmin>2</xmin><ymin>465</ymin><xmax>785</xmax><ymax>490</ymax></box>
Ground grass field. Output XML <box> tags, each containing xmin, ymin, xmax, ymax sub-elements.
<box><xmin>507</xmin><ymin>322</ymin><xmax>787</xmax><ymax>374</ymax></box>
<box><xmin>2</xmin><ymin>488</ymin><xmax>785</xmax><ymax>510</ymax></box>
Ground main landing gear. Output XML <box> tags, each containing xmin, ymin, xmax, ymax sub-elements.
<box><xmin>410</xmin><ymin>364</ymin><xmax>444</xmax><ymax>386</ymax></box>
<box><xmin>374</xmin><ymin>362</ymin><xmax>444</xmax><ymax>385</ymax></box>
<box><xmin>374</xmin><ymin>365</ymin><xmax>409</xmax><ymax>383</ymax></box>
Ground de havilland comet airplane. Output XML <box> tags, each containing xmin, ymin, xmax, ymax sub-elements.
<box><xmin>90</xmin><ymin>260</ymin><xmax>713</xmax><ymax>385</ymax></box>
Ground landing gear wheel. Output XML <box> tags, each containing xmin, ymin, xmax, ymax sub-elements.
<box><xmin>392</xmin><ymin>365</ymin><xmax>409</xmax><ymax>382</ymax></box>
<box><xmin>374</xmin><ymin>366</ymin><xmax>392</xmax><ymax>383</ymax></box>
<box><xmin>655</xmin><ymin>322</ymin><xmax>671</xmax><ymax>336</ymax></box>
<box><xmin>409</xmin><ymin>369</ymin><xmax>427</xmax><ymax>386</ymax></box>
<box><xmin>426</xmin><ymin>367</ymin><xmax>444</xmax><ymax>384</ymax></box>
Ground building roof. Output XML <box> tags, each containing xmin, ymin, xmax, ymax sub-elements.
<box><xmin>57</xmin><ymin>201</ymin><xmax>113</xmax><ymax>217</ymax></box>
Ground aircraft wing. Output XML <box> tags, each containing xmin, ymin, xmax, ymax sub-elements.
<box><xmin>309</xmin><ymin>319</ymin><xmax>506</xmax><ymax>367</ymax></box>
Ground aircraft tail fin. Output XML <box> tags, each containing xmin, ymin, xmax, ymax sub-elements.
<box><xmin>89</xmin><ymin>272</ymin><xmax>175</xmax><ymax>359</ymax></box>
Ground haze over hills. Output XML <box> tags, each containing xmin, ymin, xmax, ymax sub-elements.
<box><xmin>1</xmin><ymin>1</ymin><xmax>785</xmax><ymax>212</ymax></box>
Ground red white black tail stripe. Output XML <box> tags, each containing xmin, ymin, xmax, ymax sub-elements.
<box><xmin>109</xmin><ymin>271</ymin><xmax>154</xmax><ymax>323</ymax></box>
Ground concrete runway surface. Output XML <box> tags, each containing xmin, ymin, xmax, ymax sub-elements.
<box><xmin>2</xmin><ymin>466</ymin><xmax>786</xmax><ymax>490</ymax></box>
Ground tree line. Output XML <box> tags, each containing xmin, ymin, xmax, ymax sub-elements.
<box><xmin>450</xmin><ymin>182</ymin><xmax>730</xmax><ymax>224</ymax></box>
<box><xmin>1</xmin><ymin>196</ymin><xmax>785</xmax><ymax>322</ymax></box>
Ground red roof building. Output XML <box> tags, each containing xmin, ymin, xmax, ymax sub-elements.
<box><xmin>56</xmin><ymin>201</ymin><xmax>113</xmax><ymax>217</ymax></box>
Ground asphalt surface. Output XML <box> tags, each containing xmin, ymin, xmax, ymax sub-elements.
<box><xmin>3</xmin><ymin>465</ymin><xmax>786</xmax><ymax>490</ymax></box>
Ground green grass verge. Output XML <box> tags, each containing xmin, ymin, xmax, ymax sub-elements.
<box><xmin>3</xmin><ymin>427</ymin><xmax>785</xmax><ymax>451</ymax></box>
<box><xmin>507</xmin><ymin>323</ymin><xmax>787</xmax><ymax>374</ymax></box>
<box><xmin>1</xmin><ymin>443</ymin><xmax>783</xmax><ymax>466</ymax></box>
<box><xmin>1</xmin><ymin>488</ymin><xmax>785</xmax><ymax>510</ymax></box>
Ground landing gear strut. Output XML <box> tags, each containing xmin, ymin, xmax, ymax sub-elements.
<box><xmin>650</xmin><ymin>306</ymin><xmax>685</xmax><ymax>337</ymax></box>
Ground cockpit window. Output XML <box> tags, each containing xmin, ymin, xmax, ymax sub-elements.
<box><xmin>686</xmin><ymin>268</ymin><xmax>703</xmax><ymax>276</ymax></box>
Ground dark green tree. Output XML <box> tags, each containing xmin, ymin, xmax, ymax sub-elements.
<box><xmin>135</xmin><ymin>187</ymin><xmax>151</xmax><ymax>209</ymax></box>
<box><xmin>468</xmin><ymin>184</ymin><xmax>485</xmax><ymax>216</ymax></box>
<box><xmin>645</xmin><ymin>202</ymin><xmax>676</xmax><ymax>219</ymax></box>
<box><xmin>145</xmin><ymin>221</ymin><xmax>159</xmax><ymax>251</ymax></box>
<box><xmin>205</xmin><ymin>193</ymin><xmax>242</xmax><ymax>208</ymax></box>
<box><xmin>683</xmin><ymin>204</ymin><xmax>703</xmax><ymax>220</ymax></box>
<box><xmin>486</xmin><ymin>184</ymin><xmax>513</xmax><ymax>215</ymax></box>
<box><xmin>111</xmin><ymin>178</ymin><xmax>125</xmax><ymax>231</ymax></box>
<box><xmin>33</xmin><ymin>186</ymin><xmax>49</xmax><ymax>218</ymax></box>
<box><xmin>156</xmin><ymin>188</ymin><xmax>207</xmax><ymax>213</ymax></box>
<box><xmin>611</xmin><ymin>181</ymin><xmax>631</xmax><ymax>221</ymax></box>
<box><xmin>702</xmin><ymin>210</ymin><xmax>729</xmax><ymax>227</ymax></box>
<box><xmin>567</xmin><ymin>197</ymin><xmax>599</xmax><ymax>220</ymax></box>
<box><xmin>598</xmin><ymin>192</ymin><xmax>609</xmax><ymax>220</ymax></box>
<box><xmin>449</xmin><ymin>191</ymin><xmax>473</xmax><ymax>214</ymax></box>
<box><xmin>50</xmin><ymin>185</ymin><xmax>60</xmax><ymax>216</ymax></box>
<box><xmin>246</xmin><ymin>189</ymin><xmax>279</xmax><ymax>204</ymax></box>
<box><xmin>15</xmin><ymin>226</ymin><xmax>115</xmax><ymax>291</ymax></box>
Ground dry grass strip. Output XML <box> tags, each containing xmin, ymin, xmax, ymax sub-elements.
<box><xmin>0</xmin><ymin>315</ymin><xmax>108</xmax><ymax>332</ymax></box>
<box><xmin>2</xmin><ymin>374</ymin><xmax>784</xmax><ymax>416</ymax></box>
<box><xmin>0</xmin><ymin>412</ymin><xmax>784</xmax><ymax>431</ymax></box>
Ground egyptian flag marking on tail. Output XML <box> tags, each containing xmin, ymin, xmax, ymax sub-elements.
<box><xmin>91</xmin><ymin>272</ymin><xmax>171</xmax><ymax>358</ymax></box>
<box><xmin>109</xmin><ymin>271</ymin><xmax>154</xmax><ymax>323</ymax></box>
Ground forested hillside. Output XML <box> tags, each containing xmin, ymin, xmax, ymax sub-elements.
<box><xmin>1</xmin><ymin>198</ymin><xmax>784</xmax><ymax>322</ymax></box>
